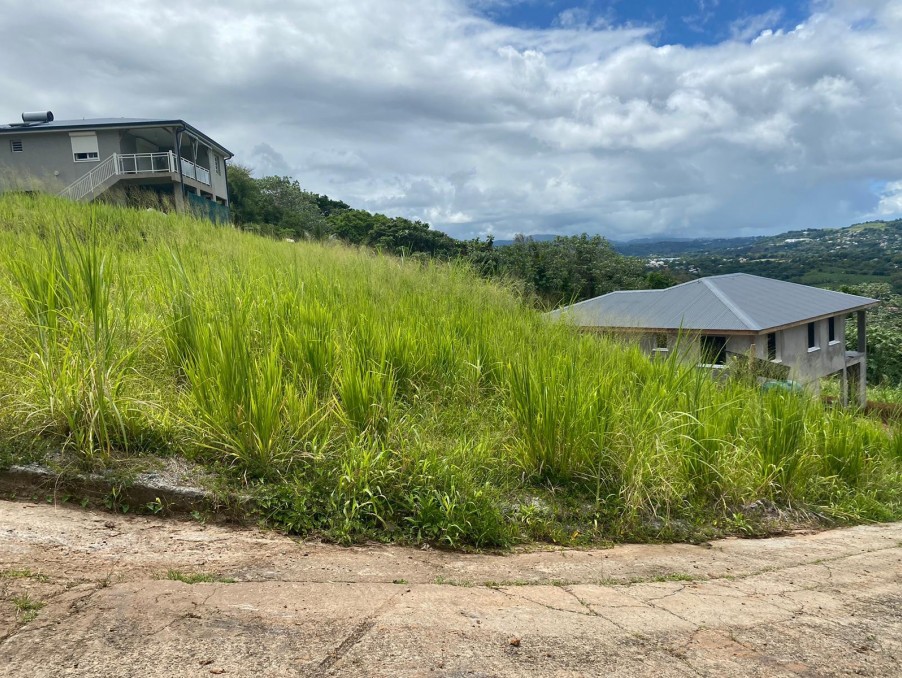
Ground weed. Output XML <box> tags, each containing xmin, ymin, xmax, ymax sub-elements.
<box><xmin>163</xmin><ymin>570</ymin><xmax>235</xmax><ymax>584</ymax></box>
<box><xmin>12</xmin><ymin>593</ymin><xmax>44</xmax><ymax>622</ymax></box>
<box><xmin>1</xmin><ymin>569</ymin><xmax>49</xmax><ymax>583</ymax></box>
<box><xmin>650</xmin><ymin>573</ymin><xmax>696</xmax><ymax>583</ymax></box>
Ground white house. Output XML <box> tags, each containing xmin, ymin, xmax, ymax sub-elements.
<box><xmin>0</xmin><ymin>111</ymin><xmax>232</xmax><ymax>221</ymax></box>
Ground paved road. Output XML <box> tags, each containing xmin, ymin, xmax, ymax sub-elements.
<box><xmin>1</xmin><ymin>500</ymin><xmax>900</xmax><ymax>677</ymax></box>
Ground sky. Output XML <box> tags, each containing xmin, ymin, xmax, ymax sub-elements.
<box><xmin>2</xmin><ymin>0</ymin><xmax>902</xmax><ymax>241</ymax></box>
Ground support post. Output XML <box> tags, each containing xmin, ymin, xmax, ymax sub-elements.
<box><xmin>857</xmin><ymin>310</ymin><xmax>866</xmax><ymax>353</ymax></box>
<box><xmin>858</xmin><ymin>359</ymin><xmax>867</xmax><ymax>407</ymax></box>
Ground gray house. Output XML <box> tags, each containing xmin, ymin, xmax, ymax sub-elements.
<box><xmin>0</xmin><ymin>111</ymin><xmax>232</xmax><ymax>220</ymax></box>
<box><xmin>550</xmin><ymin>273</ymin><xmax>879</xmax><ymax>406</ymax></box>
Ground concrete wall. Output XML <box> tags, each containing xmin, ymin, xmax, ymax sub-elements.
<box><xmin>630</xmin><ymin>315</ymin><xmax>851</xmax><ymax>387</ymax></box>
<box><xmin>1</xmin><ymin>129</ymin><xmax>121</xmax><ymax>191</ymax></box>
<box><xmin>209</xmin><ymin>153</ymin><xmax>229</xmax><ymax>204</ymax></box>
<box><xmin>775</xmin><ymin>317</ymin><xmax>847</xmax><ymax>387</ymax></box>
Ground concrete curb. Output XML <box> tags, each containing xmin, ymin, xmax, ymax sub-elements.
<box><xmin>0</xmin><ymin>463</ymin><xmax>253</xmax><ymax>520</ymax></box>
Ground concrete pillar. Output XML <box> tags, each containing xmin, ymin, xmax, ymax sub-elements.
<box><xmin>858</xmin><ymin>358</ymin><xmax>867</xmax><ymax>407</ymax></box>
<box><xmin>857</xmin><ymin>311</ymin><xmax>867</xmax><ymax>353</ymax></box>
<box><xmin>840</xmin><ymin>366</ymin><xmax>849</xmax><ymax>407</ymax></box>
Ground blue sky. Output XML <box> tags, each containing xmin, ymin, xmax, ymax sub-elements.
<box><xmin>475</xmin><ymin>1</ymin><xmax>812</xmax><ymax>46</ymax></box>
<box><xmin>4</xmin><ymin>0</ymin><xmax>902</xmax><ymax>240</ymax></box>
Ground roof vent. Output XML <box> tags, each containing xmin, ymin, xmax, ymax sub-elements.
<box><xmin>21</xmin><ymin>111</ymin><xmax>54</xmax><ymax>124</ymax></box>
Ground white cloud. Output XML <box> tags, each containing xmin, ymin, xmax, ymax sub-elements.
<box><xmin>874</xmin><ymin>181</ymin><xmax>902</xmax><ymax>217</ymax></box>
<box><xmin>1</xmin><ymin>0</ymin><xmax>901</xmax><ymax>239</ymax></box>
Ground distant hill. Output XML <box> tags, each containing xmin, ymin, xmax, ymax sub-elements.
<box><xmin>633</xmin><ymin>219</ymin><xmax>902</xmax><ymax>292</ymax></box>
<box><xmin>614</xmin><ymin>236</ymin><xmax>762</xmax><ymax>257</ymax></box>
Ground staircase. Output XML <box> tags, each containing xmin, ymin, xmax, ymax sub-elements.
<box><xmin>59</xmin><ymin>153</ymin><xmax>123</xmax><ymax>201</ymax></box>
<box><xmin>59</xmin><ymin>151</ymin><xmax>210</xmax><ymax>202</ymax></box>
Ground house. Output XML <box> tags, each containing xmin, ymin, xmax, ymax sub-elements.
<box><xmin>549</xmin><ymin>273</ymin><xmax>879</xmax><ymax>406</ymax></box>
<box><xmin>0</xmin><ymin>111</ymin><xmax>232</xmax><ymax>221</ymax></box>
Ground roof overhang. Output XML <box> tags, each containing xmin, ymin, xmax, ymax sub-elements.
<box><xmin>0</xmin><ymin>119</ymin><xmax>233</xmax><ymax>158</ymax></box>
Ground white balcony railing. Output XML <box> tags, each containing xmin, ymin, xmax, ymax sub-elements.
<box><xmin>179</xmin><ymin>157</ymin><xmax>211</xmax><ymax>185</ymax></box>
<box><xmin>60</xmin><ymin>151</ymin><xmax>212</xmax><ymax>201</ymax></box>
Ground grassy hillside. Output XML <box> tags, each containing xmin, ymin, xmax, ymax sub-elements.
<box><xmin>1</xmin><ymin>195</ymin><xmax>901</xmax><ymax>547</ymax></box>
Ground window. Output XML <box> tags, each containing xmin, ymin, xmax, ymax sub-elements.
<box><xmin>214</xmin><ymin>155</ymin><xmax>221</xmax><ymax>175</ymax></box>
<box><xmin>828</xmin><ymin>317</ymin><xmax>836</xmax><ymax>343</ymax></box>
<box><xmin>807</xmin><ymin>322</ymin><xmax>818</xmax><ymax>350</ymax></box>
<box><xmin>654</xmin><ymin>333</ymin><xmax>668</xmax><ymax>349</ymax></box>
<box><xmin>767</xmin><ymin>332</ymin><xmax>777</xmax><ymax>361</ymax></box>
<box><xmin>700</xmin><ymin>335</ymin><xmax>727</xmax><ymax>365</ymax></box>
<box><xmin>70</xmin><ymin>132</ymin><xmax>100</xmax><ymax>162</ymax></box>
<box><xmin>10</xmin><ymin>140</ymin><xmax>23</xmax><ymax>152</ymax></box>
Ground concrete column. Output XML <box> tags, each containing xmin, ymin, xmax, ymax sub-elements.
<box><xmin>857</xmin><ymin>311</ymin><xmax>866</xmax><ymax>353</ymax></box>
<box><xmin>858</xmin><ymin>358</ymin><xmax>867</xmax><ymax>407</ymax></box>
<box><xmin>840</xmin><ymin>366</ymin><xmax>849</xmax><ymax>407</ymax></box>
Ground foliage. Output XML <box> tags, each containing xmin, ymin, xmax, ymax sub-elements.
<box><xmin>226</xmin><ymin>167</ymin><xmax>657</xmax><ymax>305</ymax></box>
<box><xmin>840</xmin><ymin>283</ymin><xmax>902</xmax><ymax>386</ymax></box>
<box><xmin>0</xmin><ymin>195</ymin><xmax>900</xmax><ymax>547</ymax></box>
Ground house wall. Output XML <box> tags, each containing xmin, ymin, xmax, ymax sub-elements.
<box><xmin>631</xmin><ymin>315</ymin><xmax>850</xmax><ymax>386</ymax></box>
<box><xmin>1</xmin><ymin>129</ymin><xmax>121</xmax><ymax>191</ymax></box>
<box><xmin>209</xmin><ymin>152</ymin><xmax>228</xmax><ymax>204</ymax></box>
<box><xmin>776</xmin><ymin>316</ymin><xmax>848</xmax><ymax>387</ymax></box>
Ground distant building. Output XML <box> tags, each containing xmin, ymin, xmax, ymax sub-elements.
<box><xmin>549</xmin><ymin>273</ymin><xmax>878</xmax><ymax>405</ymax></box>
<box><xmin>0</xmin><ymin>111</ymin><xmax>232</xmax><ymax>220</ymax></box>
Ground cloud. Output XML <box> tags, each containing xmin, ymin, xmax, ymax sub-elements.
<box><xmin>729</xmin><ymin>9</ymin><xmax>785</xmax><ymax>41</ymax></box>
<box><xmin>1</xmin><ymin>0</ymin><xmax>901</xmax><ymax>240</ymax></box>
<box><xmin>873</xmin><ymin>181</ymin><xmax>902</xmax><ymax>217</ymax></box>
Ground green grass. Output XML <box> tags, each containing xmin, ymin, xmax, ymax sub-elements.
<box><xmin>0</xmin><ymin>194</ymin><xmax>901</xmax><ymax>547</ymax></box>
<box><xmin>163</xmin><ymin>570</ymin><xmax>236</xmax><ymax>584</ymax></box>
<box><xmin>1</xmin><ymin>569</ymin><xmax>50</xmax><ymax>583</ymax></box>
<box><xmin>11</xmin><ymin>593</ymin><xmax>45</xmax><ymax>622</ymax></box>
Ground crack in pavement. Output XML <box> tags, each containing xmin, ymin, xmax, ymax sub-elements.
<box><xmin>310</xmin><ymin>589</ymin><xmax>405</xmax><ymax>676</ymax></box>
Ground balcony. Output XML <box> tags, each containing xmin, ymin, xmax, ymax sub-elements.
<box><xmin>115</xmin><ymin>152</ymin><xmax>211</xmax><ymax>186</ymax></box>
<box><xmin>179</xmin><ymin>156</ymin><xmax>211</xmax><ymax>186</ymax></box>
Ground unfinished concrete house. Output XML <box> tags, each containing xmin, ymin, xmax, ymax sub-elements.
<box><xmin>549</xmin><ymin>273</ymin><xmax>879</xmax><ymax>405</ymax></box>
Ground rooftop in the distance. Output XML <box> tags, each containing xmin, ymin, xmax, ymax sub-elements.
<box><xmin>0</xmin><ymin>115</ymin><xmax>232</xmax><ymax>157</ymax></box>
<box><xmin>548</xmin><ymin>273</ymin><xmax>879</xmax><ymax>333</ymax></box>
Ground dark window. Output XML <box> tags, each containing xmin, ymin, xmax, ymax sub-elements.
<box><xmin>807</xmin><ymin>322</ymin><xmax>817</xmax><ymax>349</ymax></box>
<box><xmin>214</xmin><ymin>155</ymin><xmax>221</xmax><ymax>175</ymax></box>
<box><xmin>767</xmin><ymin>332</ymin><xmax>777</xmax><ymax>360</ymax></box>
<box><xmin>828</xmin><ymin>317</ymin><xmax>836</xmax><ymax>342</ymax></box>
<box><xmin>10</xmin><ymin>140</ymin><xmax>23</xmax><ymax>152</ymax></box>
<box><xmin>73</xmin><ymin>151</ymin><xmax>99</xmax><ymax>161</ymax></box>
<box><xmin>655</xmin><ymin>333</ymin><xmax>667</xmax><ymax>349</ymax></box>
<box><xmin>700</xmin><ymin>335</ymin><xmax>727</xmax><ymax>365</ymax></box>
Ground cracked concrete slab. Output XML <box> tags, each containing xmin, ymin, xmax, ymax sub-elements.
<box><xmin>1</xmin><ymin>500</ymin><xmax>901</xmax><ymax>676</ymax></box>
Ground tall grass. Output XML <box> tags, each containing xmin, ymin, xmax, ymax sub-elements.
<box><xmin>0</xmin><ymin>194</ymin><xmax>900</xmax><ymax>545</ymax></box>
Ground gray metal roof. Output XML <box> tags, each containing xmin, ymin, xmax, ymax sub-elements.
<box><xmin>548</xmin><ymin>273</ymin><xmax>879</xmax><ymax>333</ymax></box>
<box><xmin>0</xmin><ymin>117</ymin><xmax>232</xmax><ymax>157</ymax></box>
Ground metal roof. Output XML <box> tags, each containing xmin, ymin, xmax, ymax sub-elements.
<box><xmin>548</xmin><ymin>273</ymin><xmax>879</xmax><ymax>333</ymax></box>
<box><xmin>0</xmin><ymin>117</ymin><xmax>232</xmax><ymax>157</ymax></box>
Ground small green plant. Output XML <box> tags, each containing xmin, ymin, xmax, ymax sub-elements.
<box><xmin>145</xmin><ymin>496</ymin><xmax>164</xmax><ymax>515</ymax></box>
<box><xmin>651</xmin><ymin>573</ymin><xmax>696</xmax><ymax>583</ymax></box>
<box><xmin>163</xmin><ymin>570</ymin><xmax>235</xmax><ymax>584</ymax></box>
<box><xmin>1</xmin><ymin>569</ymin><xmax>49</xmax><ymax>583</ymax></box>
<box><xmin>12</xmin><ymin>593</ymin><xmax>45</xmax><ymax>622</ymax></box>
<box><xmin>104</xmin><ymin>485</ymin><xmax>129</xmax><ymax>513</ymax></box>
